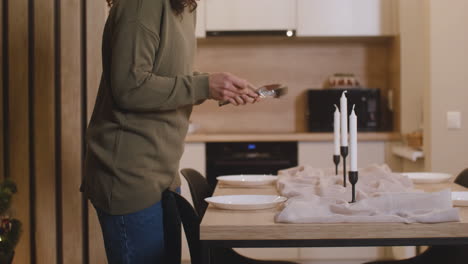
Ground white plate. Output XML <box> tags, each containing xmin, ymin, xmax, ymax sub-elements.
<box><xmin>452</xmin><ymin>192</ymin><xmax>468</xmax><ymax>207</ymax></box>
<box><xmin>216</xmin><ymin>175</ymin><xmax>277</xmax><ymax>187</ymax></box>
<box><xmin>402</xmin><ymin>172</ymin><xmax>452</xmax><ymax>184</ymax></box>
<box><xmin>205</xmin><ymin>195</ymin><xmax>287</xmax><ymax>210</ymax></box>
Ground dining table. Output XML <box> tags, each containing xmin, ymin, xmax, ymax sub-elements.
<box><xmin>199</xmin><ymin>178</ymin><xmax>468</xmax><ymax>263</ymax></box>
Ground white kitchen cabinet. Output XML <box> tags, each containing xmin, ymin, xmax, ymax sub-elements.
<box><xmin>205</xmin><ymin>0</ymin><xmax>296</xmax><ymax>31</ymax></box>
<box><xmin>195</xmin><ymin>0</ymin><xmax>206</xmax><ymax>38</ymax></box>
<box><xmin>297</xmin><ymin>0</ymin><xmax>397</xmax><ymax>36</ymax></box>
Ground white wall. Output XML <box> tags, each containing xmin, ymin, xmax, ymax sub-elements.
<box><xmin>398</xmin><ymin>0</ymin><xmax>468</xmax><ymax>176</ymax></box>
<box><xmin>395</xmin><ymin>0</ymin><xmax>428</xmax><ymax>172</ymax></box>
<box><xmin>425</xmin><ymin>0</ymin><xmax>468</xmax><ymax>175</ymax></box>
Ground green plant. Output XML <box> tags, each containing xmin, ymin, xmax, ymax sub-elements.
<box><xmin>0</xmin><ymin>179</ymin><xmax>22</xmax><ymax>263</ymax></box>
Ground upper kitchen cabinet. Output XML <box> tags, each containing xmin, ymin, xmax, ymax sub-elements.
<box><xmin>195</xmin><ymin>0</ymin><xmax>206</xmax><ymax>38</ymax></box>
<box><xmin>205</xmin><ymin>0</ymin><xmax>296</xmax><ymax>32</ymax></box>
<box><xmin>297</xmin><ymin>0</ymin><xmax>398</xmax><ymax>37</ymax></box>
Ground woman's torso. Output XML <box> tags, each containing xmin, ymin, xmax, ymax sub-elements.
<box><xmin>83</xmin><ymin>0</ymin><xmax>198</xmax><ymax>215</ymax></box>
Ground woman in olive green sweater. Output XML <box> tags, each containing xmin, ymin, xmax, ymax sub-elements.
<box><xmin>82</xmin><ymin>0</ymin><xmax>258</xmax><ymax>263</ymax></box>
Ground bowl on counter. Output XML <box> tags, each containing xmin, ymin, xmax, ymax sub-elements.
<box><xmin>187</xmin><ymin>122</ymin><xmax>200</xmax><ymax>134</ymax></box>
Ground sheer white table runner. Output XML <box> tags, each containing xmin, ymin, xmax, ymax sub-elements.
<box><xmin>275</xmin><ymin>164</ymin><xmax>460</xmax><ymax>224</ymax></box>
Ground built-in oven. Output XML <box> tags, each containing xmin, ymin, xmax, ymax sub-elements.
<box><xmin>206</xmin><ymin>142</ymin><xmax>298</xmax><ymax>189</ymax></box>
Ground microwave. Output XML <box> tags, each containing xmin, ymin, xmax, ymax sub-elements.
<box><xmin>306</xmin><ymin>88</ymin><xmax>381</xmax><ymax>132</ymax></box>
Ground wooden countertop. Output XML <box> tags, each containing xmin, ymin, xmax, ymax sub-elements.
<box><xmin>186</xmin><ymin>132</ymin><xmax>401</xmax><ymax>143</ymax></box>
<box><xmin>200</xmin><ymin>180</ymin><xmax>468</xmax><ymax>241</ymax></box>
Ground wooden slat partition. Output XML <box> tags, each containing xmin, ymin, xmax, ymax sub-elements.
<box><xmin>85</xmin><ymin>0</ymin><xmax>107</xmax><ymax>263</ymax></box>
<box><xmin>34</xmin><ymin>0</ymin><xmax>57</xmax><ymax>262</ymax></box>
<box><xmin>0</xmin><ymin>0</ymin><xmax>4</xmax><ymax>181</ymax></box>
<box><xmin>8</xmin><ymin>0</ymin><xmax>31</xmax><ymax>263</ymax></box>
<box><xmin>1</xmin><ymin>0</ymin><xmax>109</xmax><ymax>262</ymax></box>
<box><xmin>60</xmin><ymin>0</ymin><xmax>83</xmax><ymax>262</ymax></box>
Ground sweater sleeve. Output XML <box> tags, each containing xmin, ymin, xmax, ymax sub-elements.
<box><xmin>193</xmin><ymin>71</ymin><xmax>209</xmax><ymax>105</ymax></box>
<box><xmin>109</xmin><ymin>20</ymin><xmax>210</xmax><ymax>112</ymax></box>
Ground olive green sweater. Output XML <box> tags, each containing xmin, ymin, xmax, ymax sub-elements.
<box><xmin>82</xmin><ymin>0</ymin><xmax>209</xmax><ymax>215</ymax></box>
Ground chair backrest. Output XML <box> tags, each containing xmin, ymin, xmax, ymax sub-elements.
<box><xmin>180</xmin><ymin>168</ymin><xmax>213</xmax><ymax>217</ymax></box>
<box><xmin>455</xmin><ymin>168</ymin><xmax>468</xmax><ymax>188</ymax></box>
<box><xmin>162</xmin><ymin>190</ymin><xmax>182</xmax><ymax>264</ymax></box>
<box><xmin>171</xmin><ymin>191</ymin><xmax>203</xmax><ymax>264</ymax></box>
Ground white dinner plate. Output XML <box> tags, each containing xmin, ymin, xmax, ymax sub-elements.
<box><xmin>205</xmin><ymin>195</ymin><xmax>287</xmax><ymax>210</ymax></box>
<box><xmin>452</xmin><ymin>192</ymin><xmax>468</xmax><ymax>207</ymax></box>
<box><xmin>402</xmin><ymin>172</ymin><xmax>452</xmax><ymax>184</ymax></box>
<box><xmin>216</xmin><ymin>175</ymin><xmax>278</xmax><ymax>187</ymax></box>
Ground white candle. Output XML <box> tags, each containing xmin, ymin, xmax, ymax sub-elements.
<box><xmin>340</xmin><ymin>91</ymin><xmax>348</xmax><ymax>147</ymax></box>
<box><xmin>350</xmin><ymin>105</ymin><xmax>358</xmax><ymax>171</ymax></box>
<box><xmin>333</xmin><ymin>105</ymin><xmax>340</xmax><ymax>155</ymax></box>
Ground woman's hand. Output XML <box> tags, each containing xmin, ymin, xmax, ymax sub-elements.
<box><xmin>208</xmin><ymin>72</ymin><xmax>259</xmax><ymax>106</ymax></box>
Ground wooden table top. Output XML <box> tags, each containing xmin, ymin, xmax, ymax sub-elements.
<box><xmin>200</xmin><ymin>179</ymin><xmax>468</xmax><ymax>242</ymax></box>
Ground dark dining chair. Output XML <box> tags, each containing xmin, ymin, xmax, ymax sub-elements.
<box><xmin>180</xmin><ymin>168</ymin><xmax>299</xmax><ymax>264</ymax></box>
<box><xmin>455</xmin><ymin>168</ymin><xmax>468</xmax><ymax>188</ymax></box>
<box><xmin>162</xmin><ymin>189</ymin><xmax>182</xmax><ymax>264</ymax></box>
<box><xmin>180</xmin><ymin>168</ymin><xmax>212</xmax><ymax>218</ymax></box>
<box><xmin>364</xmin><ymin>168</ymin><xmax>468</xmax><ymax>264</ymax></box>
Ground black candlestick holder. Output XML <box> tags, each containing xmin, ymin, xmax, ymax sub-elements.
<box><xmin>340</xmin><ymin>146</ymin><xmax>348</xmax><ymax>187</ymax></box>
<box><xmin>333</xmin><ymin>155</ymin><xmax>340</xmax><ymax>175</ymax></box>
<box><xmin>349</xmin><ymin>171</ymin><xmax>358</xmax><ymax>203</ymax></box>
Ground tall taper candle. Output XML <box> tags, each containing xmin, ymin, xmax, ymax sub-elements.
<box><xmin>334</xmin><ymin>105</ymin><xmax>340</xmax><ymax>155</ymax></box>
<box><xmin>350</xmin><ymin>105</ymin><xmax>358</xmax><ymax>171</ymax></box>
<box><xmin>340</xmin><ymin>91</ymin><xmax>348</xmax><ymax>147</ymax></box>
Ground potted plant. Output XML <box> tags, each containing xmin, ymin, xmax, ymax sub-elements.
<box><xmin>0</xmin><ymin>179</ymin><xmax>21</xmax><ymax>264</ymax></box>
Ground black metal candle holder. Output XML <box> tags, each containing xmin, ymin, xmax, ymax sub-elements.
<box><xmin>349</xmin><ymin>171</ymin><xmax>359</xmax><ymax>203</ymax></box>
<box><xmin>333</xmin><ymin>155</ymin><xmax>340</xmax><ymax>175</ymax></box>
<box><xmin>340</xmin><ymin>146</ymin><xmax>348</xmax><ymax>187</ymax></box>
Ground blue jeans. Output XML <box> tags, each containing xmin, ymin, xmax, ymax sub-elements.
<box><xmin>95</xmin><ymin>194</ymin><xmax>175</xmax><ymax>264</ymax></box>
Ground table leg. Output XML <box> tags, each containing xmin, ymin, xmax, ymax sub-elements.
<box><xmin>201</xmin><ymin>241</ymin><xmax>211</xmax><ymax>264</ymax></box>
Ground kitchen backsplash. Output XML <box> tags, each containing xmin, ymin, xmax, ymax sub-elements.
<box><xmin>191</xmin><ymin>36</ymin><xmax>398</xmax><ymax>133</ymax></box>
